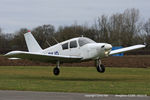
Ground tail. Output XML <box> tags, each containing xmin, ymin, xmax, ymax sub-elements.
<box><xmin>24</xmin><ymin>31</ymin><xmax>42</xmax><ymax>52</ymax></box>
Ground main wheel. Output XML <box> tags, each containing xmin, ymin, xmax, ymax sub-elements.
<box><xmin>53</xmin><ymin>67</ymin><xmax>60</xmax><ymax>75</ymax></box>
<box><xmin>97</xmin><ymin>64</ymin><xmax>105</xmax><ymax>73</ymax></box>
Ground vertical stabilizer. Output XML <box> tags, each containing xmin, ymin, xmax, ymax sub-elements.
<box><xmin>24</xmin><ymin>31</ymin><xmax>42</xmax><ymax>52</ymax></box>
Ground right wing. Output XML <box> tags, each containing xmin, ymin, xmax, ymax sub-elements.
<box><xmin>109</xmin><ymin>45</ymin><xmax>146</xmax><ymax>55</ymax></box>
<box><xmin>5</xmin><ymin>51</ymin><xmax>82</xmax><ymax>63</ymax></box>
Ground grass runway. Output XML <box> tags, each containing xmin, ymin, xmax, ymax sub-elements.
<box><xmin>0</xmin><ymin>66</ymin><xmax>150</xmax><ymax>95</ymax></box>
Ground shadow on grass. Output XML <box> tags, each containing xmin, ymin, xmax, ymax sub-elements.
<box><xmin>49</xmin><ymin>77</ymin><xmax>134</xmax><ymax>82</ymax></box>
<box><xmin>9</xmin><ymin>76</ymin><xmax>135</xmax><ymax>82</ymax></box>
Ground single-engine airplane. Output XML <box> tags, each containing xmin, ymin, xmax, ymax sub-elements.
<box><xmin>5</xmin><ymin>31</ymin><xmax>146</xmax><ymax>75</ymax></box>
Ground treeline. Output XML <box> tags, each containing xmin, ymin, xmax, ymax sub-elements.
<box><xmin>0</xmin><ymin>8</ymin><xmax>150</xmax><ymax>54</ymax></box>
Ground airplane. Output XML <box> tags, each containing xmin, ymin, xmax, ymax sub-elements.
<box><xmin>5</xmin><ymin>31</ymin><xmax>146</xmax><ymax>75</ymax></box>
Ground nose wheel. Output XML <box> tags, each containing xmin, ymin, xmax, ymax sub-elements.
<box><xmin>97</xmin><ymin>64</ymin><xmax>105</xmax><ymax>73</ymax></box>
<box><xmin>95</xmin><ymin>59</ymin><xmax>105</xmax><ymax>73</ymax></box>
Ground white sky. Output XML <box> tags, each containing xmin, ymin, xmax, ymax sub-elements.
<box><xmin>0</xmin><ymin>0</ymin><xmax>150</xmax><ymax>33</ymax></box>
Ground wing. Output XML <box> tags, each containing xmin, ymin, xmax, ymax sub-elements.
<box><xmin>109</xmin><ymin>45</ymin><xmax>146</xmax><ymax>55</ymax></box>
<box><xmin>5</xmin><ymin>51</ymin><xmax>82</xmax><ymax>63</ymax></box>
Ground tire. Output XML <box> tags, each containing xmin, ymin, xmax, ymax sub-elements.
<box><xmin>53</xmin><ymin>67</ymin><xmax>60</xmax><ymax>75</ymax></box>
<box><xmin>97</xmin><ymin>64</ymin><xmax>105</xmax><ymax>73</ymax></box>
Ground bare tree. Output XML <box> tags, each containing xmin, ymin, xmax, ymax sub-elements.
<box><xmin>0</xmin><ymin>28</ymin><xmax>3</xmax><ymax>52</ymax></box>
<box><xmin>143</xmin><ymin>18</ymin><xmax>150</xmax><ymax>46</ymax></box>
<box><xmin>144</xmin><ymin>18</ymin><xmax>150</xmax><ymax>35</ymax></box>
<box><xmin>96</xmin><ymin>8</ymin><xmax>140</xmax><ymax>46</ymax></box>
<box><xmin>0</xmin><ymin>28</ymin><xmax>12</xmax><ymax>53</ymax></box>
<box><xmin>97</xmin><ymin>15</ymin><xmax>110</xmax><ymax>43</ymax></box>
<box><xmin>32</xmin><ymin>24</ymin><xmax>55</xmax><ymax>48</ymax></box>
<box><xmin>56</xmin><ymin>24</ymin><xmax>85</xmax><ymax>42</ymax></box>
<box><xmin>12</xmin><ymin>28</ymin><xmax>28</xmax><ymax>51</ymax></box>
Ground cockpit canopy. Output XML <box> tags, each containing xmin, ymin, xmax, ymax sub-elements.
<box><xmin>61</xmin><ymin>37</ymin><xmax>96</xmax><ymax>50</ymax></box>
<box><xmin>78</xmin><ymin>37</ymin><xmax>96</xmax><ymax>47</ymax></box>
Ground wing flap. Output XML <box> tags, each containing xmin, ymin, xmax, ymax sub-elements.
<box><xmin>109</xmin><ymin>45</ymin><xmax>146</xmax><ymax>55</ymax></box>
<box><xmin>5</xmin><ymin>51</ymin><xmax>82</xmax><ymax>63</ymax></box>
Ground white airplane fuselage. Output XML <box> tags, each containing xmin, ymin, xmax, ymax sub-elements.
<box><xmin>5</xmin><ymin>31</ymin><xmax>145</xmax><ymax>75</ymax></box>
<box><xmin>42</xmin><ymin>37</ymin><xmax>112</xmax><ymax>60</ymax></box>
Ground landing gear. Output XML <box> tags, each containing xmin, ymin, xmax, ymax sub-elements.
<box><xmin>53</xmin><ymin>67</ymin><xmax>60</xmax><ymax>75</ymax></box>
<box><xmin>95</xmin><ymin>59</ymin><xmax>105</xmax><ymax>73</ymax></box>
<box><xmin>53</xmin><ymin>61</ymin><xmax>60</xmax><ymax>75</ymax></box>
<box><xmin>97</xmin><ymin>64</ymin><xmax>105</xmax><ymax>73</ymax></box>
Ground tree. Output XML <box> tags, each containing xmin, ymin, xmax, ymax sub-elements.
<box><xmin>32</xmin><ymin>24</ymin><xmax>55</xmax><ymax>49</ymax></box>
<box><xmin>0</xmin><ymin>28</ymin><xmax>13</xmax><ymax>53</ymax></box>
<box><xmin>143</xmin><ymin>18</ymin><xmax>150</xmax><ymax>46</ymax></box>
<box><xmin>144</xmin><ymin>18</ymin><xmax>150</xmax><ymax>35</ymax></box>
<box><xmin>12</xmin><ymin>28</ymin><xmax>28</xmax><ymax>51</ymax></box>
<box><xmin>97</xmin><ymin>15</ymin><xmax>110</xmax><ymax>43</ymax></box>
<box><xmin>95</xmin><ymin>8</ymin><xmax>140</xmax><ymax>46</ymax></box>
<box><xmin>0</xmin><ymin>28</ymin><xmax>3</xmax><ymax>52</ymax></box>
<box><xmin>56</xmin><ymin>25</ymin><xmax>85</xmax><ymax>42</ymax></box>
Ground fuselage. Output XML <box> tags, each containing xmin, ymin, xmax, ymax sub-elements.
<box><xmin>42</xmin><ymin>37</ymin><xmax>112</xmax><ymax>60</ymax></box>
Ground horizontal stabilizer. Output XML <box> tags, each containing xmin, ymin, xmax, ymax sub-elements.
<box><xmin>8</xmin><ymin>58</ymin><xmax>21</xmax><ymax>60</ymax></box>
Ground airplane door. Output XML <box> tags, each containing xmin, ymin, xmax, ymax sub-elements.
<box><xmin>69</xmin><ymin>40</ymin><xmax>80</xmax><ymax>57</ymax></box>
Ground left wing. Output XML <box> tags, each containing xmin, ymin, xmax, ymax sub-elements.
<box><xmin>109</xmin><ymin>44</ymin><xmax>146</xmax><ymax>55</ymax></box>
<box><xmin>5</xmin><ymin>51</ymin><xmax>82</xmax><ymax>63</ymax></box>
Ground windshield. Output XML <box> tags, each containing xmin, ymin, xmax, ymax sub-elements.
<box><xmin>78</xmin><ymin>37</ymin><xmax>95</xmax><ymax>47</ymax></box>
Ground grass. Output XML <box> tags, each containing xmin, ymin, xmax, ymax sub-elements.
<box><xmin>0</xmin><ymin>66</ymin><xmax>150</xmax><ymax>95</ymax></box>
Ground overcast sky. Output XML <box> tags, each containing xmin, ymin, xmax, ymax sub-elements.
<box><xmin>0</xmin><ymin>0</ymin><xmax>150</xmax><ymax>33</ymax></box>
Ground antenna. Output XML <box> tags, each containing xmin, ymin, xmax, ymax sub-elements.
<box><xmin>52</xmin><ymin>36</ymin><xmax>59</xmax><ymax>44</ymax></box>
<box><xmin>46</xmin><ymin>40</ymin><xmax>51</xmax><ymax>46</ymax></box>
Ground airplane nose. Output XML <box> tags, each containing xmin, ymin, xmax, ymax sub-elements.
<box><xmin>104</xmin><ymin>44</ymin><xmax>112</xmax><ymax>56</ymax></box>
<box><xmin>105</xmin><ymin>44</ymin><xmax>112</xmax><ymax>50</ymax></box>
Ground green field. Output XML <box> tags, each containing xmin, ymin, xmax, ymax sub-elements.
<box><xmin>0</xmin><ymin>66</ymin><xmax>150</xmax><ymax>95</ymax></box>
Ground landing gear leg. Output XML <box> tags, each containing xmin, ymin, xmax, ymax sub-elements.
<box><xmin>53</xmin><ymin>61</ymin><xmax>60</xmax><ymax>75</ymax></box>
<box><xmin>95</xmin><ymin>59</ymin><xmax>105</xmax><ymax>73</ymax></box>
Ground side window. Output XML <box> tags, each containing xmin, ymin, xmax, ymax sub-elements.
<box><xmin>62</xmin><ymin>42</ymin><xmax>68</xmax><ymax>50</ymax></box>
<box><xmin>70</xmin><ymin>40</ymin><xmax>77</xmax><ymax>48</ymax></box>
